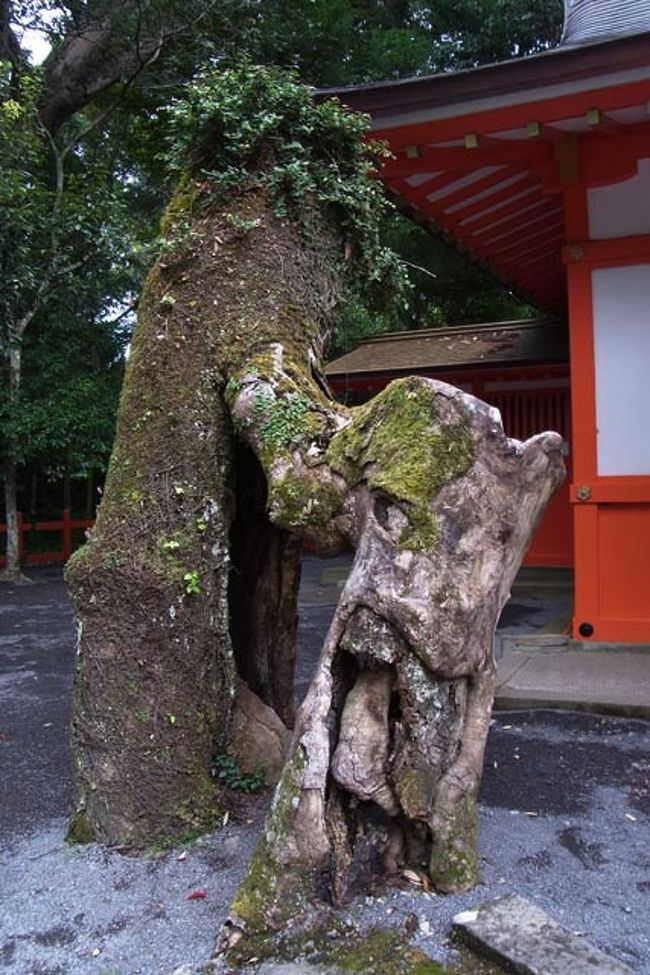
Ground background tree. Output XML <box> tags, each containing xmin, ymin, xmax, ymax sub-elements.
<box><xmin>0</xmin><ymin>0</ymin><xmax>232</xmax><ymax>576</ymax></box>
<box><xmin>0</xmin><ymin>0</ymin><xmax>563</xmax><ymax>575</ymax></box>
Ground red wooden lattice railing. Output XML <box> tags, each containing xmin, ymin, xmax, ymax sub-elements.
<box><xmin>0</xmin><ymin>510</ymin><xmax>93</xmax><ymax>567</ymax></box>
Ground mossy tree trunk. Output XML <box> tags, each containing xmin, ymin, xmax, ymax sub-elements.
<box><xmin>67</xmin><ymin>179</ymin><xmax>564</xmax><ymax>873</ymax></box>
<box><xmin>220</xmin><ymin>360</ymin><xmax>565</xmax><ymax>946</ymax></box>
<box><xmin>65</xmin><ymin>186</ymin><xmax>345</xmax><ymax>847</ymax></box>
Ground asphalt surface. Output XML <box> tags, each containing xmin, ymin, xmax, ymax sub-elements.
<box><xmin>0</xmin><ymin>562</ymin><xmax>648</xmax><ymax>975</ymax></box>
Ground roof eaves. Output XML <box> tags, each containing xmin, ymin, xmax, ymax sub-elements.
<box><xmin>318</xmin><ymin>31</ymin><xmax>650</xmax><ymax>121</ymax></box>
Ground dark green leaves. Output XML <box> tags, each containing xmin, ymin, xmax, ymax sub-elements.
<box><xmin>164</xmin><ymin>62</ymin><xmax>408</xmax><ymax>312</ymax></box>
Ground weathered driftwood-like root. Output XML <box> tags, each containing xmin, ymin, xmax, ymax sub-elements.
<box><xmin>427</xmin><ymin>668</ymin><xmax>496</xmax><ymax>892</ymax></box>
<box><xmin>221</xmin><ymin>354</ymin><xmax>566</xmax><ymax>948</ymax></box>
<box><xmin>331</xmin><ymin>666</ymin><xmax>398</xmax><ymax>815</ymax></box>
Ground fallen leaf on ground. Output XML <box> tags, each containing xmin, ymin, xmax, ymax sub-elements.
<box><xmin>401</xmin><ymin>869</ymin><xmax>423</xmax><ymax>887</ymax></box>
<box><xmin>187</xmin><ymin>889</ymin><xmax>207</xmax><ymax>900</ymax></box>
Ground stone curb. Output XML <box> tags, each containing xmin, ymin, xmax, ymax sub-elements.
<box><xmin>453</xmin><ymin>894</ymin><xmax>634</xmax><ymax>975</ymax></box>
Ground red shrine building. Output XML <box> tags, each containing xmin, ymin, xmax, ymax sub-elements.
<box><xmin>326</xmin><ymin>319</ymin><xmax>573</xmax><ymax>570</ymax></box>
<box><xmin>326</xmin><ymin>2</ymin><xmax>650</xmax><ymax>645</ymax></box>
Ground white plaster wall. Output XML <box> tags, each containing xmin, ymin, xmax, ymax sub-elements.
<box><xmin>592</xmin><ymin>263</ymin><xmax>650</xmax><ymax>475</ymax></box>
<box><xmin>588</xmin><ymin>159</ymin><xmax>650</xmax><ymax>239</ymax></box>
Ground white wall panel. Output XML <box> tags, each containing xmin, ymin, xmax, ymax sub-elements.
<box><xmin>588</xmin><ymin>159</ymin><xmax>650</xmax><ymax>240</ymax></box>
<box><xmin>592</xmin><ymin>263</ymin><xmax>650</xmax><ymax>475</ymax></box>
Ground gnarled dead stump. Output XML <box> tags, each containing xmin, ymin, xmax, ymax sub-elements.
<box><xmin>222</xmin><ymin>352</ymin><xmax>565</xmax><ymax>944</ymax></box>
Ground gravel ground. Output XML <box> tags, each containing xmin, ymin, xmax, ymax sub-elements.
<box><xmin>1</xmin><ymin>563</ymin><xmax>648</xmax><ymax>975</ymax></box>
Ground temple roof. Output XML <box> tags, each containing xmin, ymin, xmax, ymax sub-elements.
<box><xmin>323</xmin><ymin>32</ymin><xmax>650</xmax><ymax>315</ymax></box>
<box><xmin>325</xmin><ymin>319</ymin><xmax>568</xmax><ymax>378</ymax></box>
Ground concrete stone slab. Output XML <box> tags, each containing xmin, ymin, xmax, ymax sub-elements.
<box><xmin>495</xmin><ymin>644</ymin><xmax>650</xmax><ymax>718</ymax></box>
<box><xmin>453</xmin><ymin>894</ymin><xmax>634</xmax><ymax>975</ymax></box>
<box><xmin>256</xmin><ymin>964</ymin><xmax>343</xmax><ymax>975</ymax></box>
<box><xmin>499</xmin><ymin>634</ymin><xmax>570</xmax><ymax>654</ymax></box>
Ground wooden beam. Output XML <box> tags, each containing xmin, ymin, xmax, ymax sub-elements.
<box><xmin>421</xmin><ymin>167</ymin><xmax>525</xmax><ymax>214</ymax></box>
<box><xmin>400</xmin><ymin>171</ymin><xmax>471</xmax><ymax>206</ymax></box>
<box><xmin>381</xmin><ymin>139</ymin><xmax>553</xmax><ymax>180</ymax></box>
<box><xmin>491</xmin><ymin>222</ymin><xmax>564</xmax><ymax>260</ymax></box>
<box><xmin>471</xmin><ymin>199</ymin><xmax>558</xmax><ymax>242</ymax></box>
<box><xmin>479</xmin><ymin>207</ymin><xmax>563</xmax><ymax>249</ymax></box>
<box><xmin>455</xmin><ymin>185</ymin><xmax>544</xmax><ymax>234</ymax></box>
<box><xmin>372</xmin><ymin>79</ymin><xmax>650</xmax><ymax>152</ymax></box>
<box><xmin>495</xmin><ymin>230</ymin><xmax>564</xmax><ymax>266</ymax></box>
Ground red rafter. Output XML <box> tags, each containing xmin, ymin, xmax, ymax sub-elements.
<box><xmin>448</xmin><ymin>175</ymin><xmax>539</xmax><ymax>223</ymax></box>
<box><xmin>455</xmin><ymin>186</ymin><xmax>545</xmax><ymax>234</ymax></box>
<box><xmin>381</xmin><ymin>139</ymin><xmax>553</xmax><ymax>180</ymax></box>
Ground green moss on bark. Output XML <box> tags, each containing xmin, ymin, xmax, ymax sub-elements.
<box><xmin>326</xmin><ymin>378</ymin><xmax>474</xmax><ymax>551</ymax></box>
<box><xmin>329</xmin><ymin>928</ymin><xmax>444</xmax><ymax>974</ymax></box>
<box><xmin>229</xmin><ymin>746</ymin><xmax>312</xmax><ymax>933</ymax></box>
<box><xmin>268</xmin><ymin>471</ymin><xmax>342</xmax><ymax>531</ymax></box>
<box><xmin>429</xmin><ymin>792</ymin><xmax>480</xmax><ymax>893</ymax></box>
<box><xmin>66</xmin><ymin>810</ymin><xmax>95</xmax><ymax>845</ymax></box>
<box><xmin>159</xmin><ymin>176</ymin><xmax>201</xmax><ymax>238</ymax></box>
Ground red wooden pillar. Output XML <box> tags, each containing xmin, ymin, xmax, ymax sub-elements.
<box><xmin>564</xmin><ymin>138</ymin><xmax>650</xmax><ymax>644</ymax></box>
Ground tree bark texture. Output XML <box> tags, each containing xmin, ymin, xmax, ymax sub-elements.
<box><xmin>38</xmin><ymin>0</ymin><xmax>172</xmax><ymax>134</ymax></box>
<box><xmin>2</xmin><ymin>458</ymin><xmax>20</xmax><ymax>578</ymax></box>
<box><xmin>2</xmin><ymin>345</ymin><xmax>22</xmax><ymax>580</ymax></box>
<box><xmin>65</xmin><ymin>187</ymin><xmax>344</xmax><ymax>847</ymax></box>
<box><xmin>66</xmin><ymin>175</ymin><xmax>564</xmax><ymax>878</ymax></box>
<box><xmin>222</xmin><ymin>353</ymin><xmax>566</xmax><ymax>941</ymax></box>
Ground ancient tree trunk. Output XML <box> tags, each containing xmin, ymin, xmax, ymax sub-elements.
<box><xmin>2</xmin><ymin>458</ymin><xmax>20</xmax><ymax>579</ymax></box>
<box><xmin>220</xmin><ymin>357</ymin><xmax>565</xmax><ymax>945</ymax></box>
<box><xmin>228</xmin><ymin>444</ymin><xmax>302</xmax><ymax>729</ymax></box>
<box><xmin>65</xmin><ymin>72</ymin><xmax>564</xmax><ymax>870</ymax></box>
<box><xmin>65</xmin><ymin>187</ymin><xmax>344</xmax><ymax>847</ymax></box>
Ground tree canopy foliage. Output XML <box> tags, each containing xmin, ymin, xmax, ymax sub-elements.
<box><xmin>0</xmin><ymin>0</ymin><xmax>563</xmax><ymax>570</ymax></box>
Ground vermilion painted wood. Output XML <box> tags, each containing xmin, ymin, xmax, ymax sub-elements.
<box><xmin>477</xmin><ymin>204</ymin><xmax>562</xmax><ymax>246</ymax></box>
<box><xmin>372</xmin><ymin>79</ymin><xmax>650</xmax><ymax>151</ymax></box>
<box><xmin>421</xmin><ymin>166</ymin><xmax>524</xmax><ymax>214</ymax></box>
<box><xmin>453</xmin><ymin>186</ymin><xmax>545</xmax><ymax>234</ymax></box>
<box><xmin>564</xmin><ymin>162</ymin><xmax>650</xmax><ymax>643</ymax></box>
<box><xmin>581</xmin><ymin>128</ymin><xmax>650</xmax><ymax>186</ymax></box>
<box><xmin>599</xmin><ymin>504</ymin><xmax>650</xmax><ymax>621</ymax></box>
<box><xmin>510</xmin><ymin>246</ymin><xmax>564</xmax><ymax>273</ymax></box>
<box><xmin>563</xmin><ymin>235</ymin><xmax>650</xmax><ymax>265</ymax></box>
<box><xmin>372</xmin><ymin>78</ymin><xmax>650</xmax><ymax>313</ymax></box>
<box><xmin>0</xmin><ymin>510</ymin><xmax>93</xmax><ymax>567</ymax></box>
<box><xmin>329</xmin><ymin>363</ymin><xmax>574</xmax><ymax>568</ymax></box>
<box><xmin>381</xmin><ymin>140</ymin><xmax>554</xmax><ymax>180</ymax></box>
<box><xmin>495</xmin><ymin>231</ymin><xmax>563</xmax><ymax>266</ymax></box>
<box><xmin>571</xmin><ymin>479</ymin><xmax>650</xmax><ymax>503</ymax></box>
<box><xmin>396</xmin><ymin>172</ymin><xmax>461</xmax><ymax>205</ymax></box>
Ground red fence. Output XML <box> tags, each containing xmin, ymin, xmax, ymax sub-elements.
<box><xmin>0</xmin><ymin>510</ymin><xmax>94</xmax><ymax>567</ymax></box>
